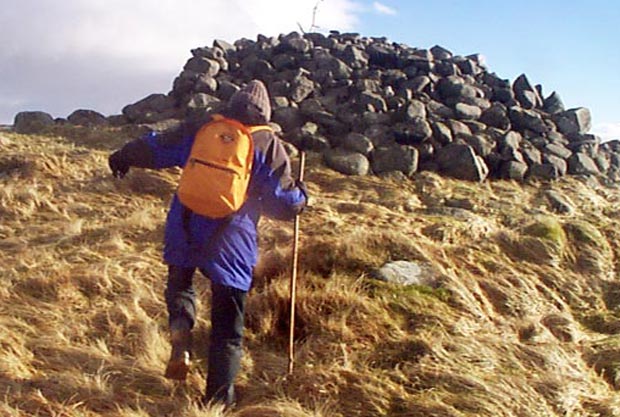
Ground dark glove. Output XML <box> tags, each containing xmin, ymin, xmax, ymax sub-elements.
<box><xmin>108</xmin><ymin>150</ymin><xmax>130</xmax><ymax>178</ymax></box>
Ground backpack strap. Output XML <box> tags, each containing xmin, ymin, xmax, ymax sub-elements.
<box><xmin>208</xmin><ymin>114</ymin><xmax>272</xmax><ymax>134</ymax></box>
<box><xmin>247</xmin><ymin>125</ymin><xmax>273</xmax><ymax>134</ymax></box>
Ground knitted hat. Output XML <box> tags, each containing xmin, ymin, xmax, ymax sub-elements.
<box><xmin>226</xmin><ymin>80</ymin><xmax>272</xmax><ymax>125</ymax></box>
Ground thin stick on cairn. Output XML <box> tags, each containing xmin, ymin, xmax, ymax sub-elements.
<box><xmin>288</xmin><ymin>151</ymin><xmax>306</xmax><ymax>375</ymax></box>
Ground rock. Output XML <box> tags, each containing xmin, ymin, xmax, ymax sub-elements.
<box><xmin>545</xmin><ymin>190</ymin><xmax>574</xmax><ymax>214</ymax></box>
<box><xmin>430</xmin><ymin>45</ymin><xmax>453</xmax><ymax>60</ymax></box>
<box><xmin>359</xmin><ymin>91</ymin><xmax>387</xmax><ymax>112</ymax></box>
<box><xmin>342</xmin><ymin>132</ymin><xmax>374</xmax><ymax>155</ymax></box>
<box><xmin>192</xmin><ymin>45</ymin><xmax>228</xmax><ymax>71</ymax></box>
<box><xmin>216</xmin><ymin>80</ymin><xmax>240</xmax><ymax>101</ymax></box>
<box><xmin>566</xmin><ymin>134</ymin><xmax>600</xmax><ymax>156</ymax></box>
<box><xmin>393</xmin><ymin>119</ymin><xmax>433</xmax><ymax>145</ymax></box>
<box><xmin>272</xmin><ymin>107</ymin><xmax>302</xmax><ymax>132</ymax></box>
<box><xmin>544</xmin><ymin>143</ymin><xmax>572</xmax><ymax>160</ymax></box>
<box><xmin>427</xmin><ymin>100</ymin><xmax>455</xmax><ymax>119</ymax></box>
<box><xmin>493</xmin><ymin>88</ymin><xmax>517</xmax><ymax>106</ymax></box>
<box><xmin>406</xmin><ymin>75</ymin><xmax>432</xmax><ymax>93</ymax></box>
<box><xmin>406</xmin><ymin>51</ymin><xmax>434</xmax><ymax>72</ymax></box>
<box><xmin>553</xmin><ymin>108</ymin><xmax>592</xmax><ymax>135</ymax></box>
<box><xmin>594</xmin><ymin>154</ymin><xmax>611</xmax><ymax>174</ymax></box>
<box><xmin>194</xmin><ymin>75</ymin><xmax>218</xmax><ymax>95</ymax></box>
<box><xmin>455</xmin><ymin>56</ymin><xmax>481</xmax><ymax>75</ymax></box>
<box><xmin>417</xmin><ymin>142</ymin><xmax>435</xmax><ymax>162</ymax></box>
<box><xmin>300</xmin><ymin>134</ymin><xmax>330</xmax><ymax>152</ymax></box>
<box><xmin>272</xmin><ymin>96</ymin><xmax>290</xmax><ymax>108</ymax></box>
<box><xmin>242</xmin><ymin>58</ymin><xmax>275</xmax><ymax>79</ymax></box>
<box><xmin>272</xmin><ymin>53</ymin><xmax>298</xmax><ymax>71</ymax></box>
<box><xmin>13</xmin><ymin>111</ymin><xmax>55</xmax><ymax>133</ymax></box>
<box><xmin>500</xmin><ymin>147</ymin><xmax>525</xmax><ymax>164</ymax></box>
<box><xmin>107</xmin><ymin>114</ymin><xmax>129</xmax><ymax>126</ymax></box>
<box><xmin>480</xmin><ymin>102</ymin><xmax>510</xmax><ymax>129</ymax></box>
<box><xmin>567</xmin><ymin>153</ymin><xmax>600</xmax><ymax>176</ymax></box>
<box><xmin>184</xmin><ymin>57</ymin><xmax>221</xmax><ymax>77</ymax></box>
<box><xmin>455</xmin><ymin>103</ymin><xmax>482</xmax><ymax>120</ymax></box>
<box><xmin>448</xmin><ymin>120</ymin><xmax>472</xmax><ymax>138</ymax></box>
<box><xmin>304</xmin><ymin>32</ymin><xmax>333</xmax><ymax>48</ymax></box>
<box><xmin>290</xmin><ymin>76</ymin><xmax>315</xmax><ymax>103</ymax></box>
<box><xmin>364</xmin><ymin>124</ymin><xmax>392</xmax><ymax>147</ymax></box>
<box><xmin>483</xmin><ymin>151</ymin><xmax>501</xmax><ymax>174</ymax></box>
<box><xmin>513</xmin><ymin>74</ymin><xmax>542</xmax><ymax>109</ymax></box>
<box><xmin>546</xmin><ymin>131</ymin><xmax>568</xmax><ymax>145</ymax></box>
<box><xmin>436</xmin><ymin>143</ymin><xmax>489</xmax><ymax>182</ymax></box>
<box><xmin>106</xmin><ymin>33</ymin><xmax>615</xmax><ymax>184</ymax></box>
<box><xmin>498</xmin><ymin>131</ymin><xmax>522</xmax><ymax>152</ymax></box>
<box><xmin>371</xmin><ymin>260</ymin><xmax>440</xmax><ymax>287</ymax></box>
<box><xmin>543</xmin><ymin>92</ymin><xmax>565</xmax><ymax>114</ymax></box>
<box><xmin>434</xmin><ymin>61</ymin><xmax>459</xmax><ymax>77</ymax></box>
<box><xmin>399</xmin><ymin>100</ymin><xmax>427</xmax><ymax>121</ymax></box>
<box><xmin>545</xmin><ymin>154</ymin><xmax>568</xmax><ymax>175</ymax></box>
<box><xmin>431</xmin><ymin>121</ymin><xmax>453</xmax><ymax>145</ymax></box>
<box><xmin>529</xmin><ymin>155</ymin><xmax>567</xmax><ymax>181</ymax></box>
<box><xmin>499</xmin><ymin>160</ymin><xmax>528</xmax><ymax>181</ymax></box>
<box><xmin>371</xmin><ymin>145</ymin><xmax>419</xmax><ymax>176</ymax></box>
<box><xmin>382</xmin><ymin>69</ymin><xmax>408</xmax><ymax>87</ymax></box>
<box><xmin>324</xmin><ymin>148</ymin><xmax>370</xmax><ymax>176</ymax></box>
<box><xmin>67</xmin><ymin>109</ymin><xmax>108</xmax><ymax>126</ymax></box>
<box><xmin>367</xmin><ymin>43</ymin><xmax>399</xmax><ymax>68</ymax></box>
<box><xmin>187</xmin><ymin>93</ymin><xmax>220</xmax><ymax>110</ymax></box>
<box><xmin>509</xmin><ymin>107</ymin><xmax>548</xmax><ymax>134</ymax></box>
<box><xmin>213</xmin><ymin>39</ymin><xmax>235</xmax><ymax>54</ymax></box>
<box><xmin>275</xmin><ymin>32</ymin><xmax>311</xmax><ymax>54</ymax></box>
<box><xmin>299</xmin><ymin>98</ymin><xmax>324</xmax><ymax>116</ymax></box>
<box><xmin>521</xmin><ymin>143</ymin><xmax>543</xmax><ymax>165</ymax></box>
<box><xmin>314</xmin><ymin>51</ymin><xmax>353</xmax><ymax>80</ymax></box>
<box><xmin>356</xmin><ymin>78</ymin><xmax>382</xmax><ymax>94</ymax></box>
<box><xmin>361</xmin><ymin>111</ymin><xmax>391</xmax><ymax>127</ymax></box>
<box><xmin>313</xmin><ymin>112</ymin><xmax>348</xmax><ymax>136</ymax></box>
<box><xmin>437</xmin><ymin>76</ymin><xmax>466</xmax><ymax>100</ymax></box>
<box><xmin>122</xmin><ymin>93</ymin><xmax>177</xmax><ymax>123</ymax></box>
<box><xmin>459</xmin><ymin>134</ymin><xmax>494</xmax><ymax>157</ymax></box>
<box><xmin>341</xmin><ymin>45</ymin><xmax>369</xmax><ymax>69</ymax></box>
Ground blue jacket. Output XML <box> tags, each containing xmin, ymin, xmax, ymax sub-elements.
<box><xmin>122</xmin><ymin>121</ymin><xmax>306</xmax><ymax>291</ymax></box>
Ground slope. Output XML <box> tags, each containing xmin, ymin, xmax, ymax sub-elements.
<box><xmin>1</xmin><ymin>125</ymin><xmax>620</xmax><ymax>416</ymax></box>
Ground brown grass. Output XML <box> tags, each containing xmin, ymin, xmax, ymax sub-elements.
<box><xmin>2</xmin><ymin>127</ymin><xmax>620</xmax><ymax>416</ymax></box>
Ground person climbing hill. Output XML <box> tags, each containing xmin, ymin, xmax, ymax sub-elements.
<box><xmin>107</xmin><ymin>80</ymin><xmax>308</xmax><ymax>407</ymax></box>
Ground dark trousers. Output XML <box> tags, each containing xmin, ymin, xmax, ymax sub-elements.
<box><xmin>165</xmin><ymin>265</ymin><xmax>247</xmax><ymax>406</ymax></box>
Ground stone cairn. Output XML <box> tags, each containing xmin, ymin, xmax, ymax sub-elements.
<box><xmin>14</xmin><ymin>31</ymin><xmax>620</xmax><ymax>182</ymax></box>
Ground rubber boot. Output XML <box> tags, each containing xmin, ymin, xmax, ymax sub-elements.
<box><xmin>164</xmin><ymin>327</ymin><xmax>192</xmax><ymax>380</ymax></box>
<box><xmin>204</xmin><ymin>340</ymin><xmax>241</xmax><ymax>407</ymax></box>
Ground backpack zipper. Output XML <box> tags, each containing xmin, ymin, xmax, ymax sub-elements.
<box><xmin>189</xmin><ymin>158</ymin><xmax>238</xmax><ymax>175</ymax></box>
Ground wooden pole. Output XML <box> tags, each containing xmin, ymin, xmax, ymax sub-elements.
<box><xmin>288</xmin><ymin>151</ymin><xmax>306</xmax><ymax>375</ymax></box>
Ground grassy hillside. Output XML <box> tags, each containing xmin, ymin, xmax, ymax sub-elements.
<box><xmin>1</xmin><ymin>126</ymin><xmax>620</xmax><ymax>416</ymax></box>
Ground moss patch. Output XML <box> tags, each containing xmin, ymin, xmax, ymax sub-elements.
<box><xmin>522</xmin><ymin>216</ymin><xmax>566</xmax><ymax>247</ymax></box>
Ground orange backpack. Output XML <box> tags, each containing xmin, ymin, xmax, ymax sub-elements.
<box><xmin>177</xmin><ymin>114</ymin><xmax>272</xmax><ymax>218</ymax></box>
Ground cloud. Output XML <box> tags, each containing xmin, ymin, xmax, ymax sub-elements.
<box><xmin>372</xmin><ymin>2</ymin><xmax>397</xmax><ymax>15</ymax></box>
<box><xmin>0</xmin><ymin>0</ymin><xmax>362</xmax><ymax>123</ymax></box>
<box><xmin>592</xmin><ymin>122</ymin><xmax>620</xmax><ymax>142</ymax></box>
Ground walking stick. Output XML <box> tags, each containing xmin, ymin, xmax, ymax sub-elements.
<box><xmin>288</xmin><ymin>151</ymin><xmax>306</xmax><ymax>375</ymax></box>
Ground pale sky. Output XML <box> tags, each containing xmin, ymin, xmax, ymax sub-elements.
<box><xmin>0</xmin><ymin>0</ymin><xmax>618</xmax><ymax>140</ymax></box>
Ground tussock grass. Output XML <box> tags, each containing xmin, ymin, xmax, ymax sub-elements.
<box><xmin>2</xmin><ymin>127</ymin><xmax>620</xmax><ymax>416</ymax></box>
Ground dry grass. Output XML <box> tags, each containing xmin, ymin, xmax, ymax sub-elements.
<box><xmin>2</xmin><ymin>127</ymin><xmax>620</xmax><ymax>416</ymax></box>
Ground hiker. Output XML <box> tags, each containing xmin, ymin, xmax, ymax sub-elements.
<box><xmin>107</xmin><ymin>80</ymin><xmax>308</xmax><ymax>406</ymax></box>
